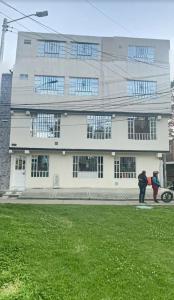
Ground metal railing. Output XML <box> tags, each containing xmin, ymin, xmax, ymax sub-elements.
<box><xmin>128</xmin><ymin>133</ymin><xmax>156</xmax><ymax>140</ymax></box>
<box><xmin>115</xmin><ymin>172</ymin><xmax>136</xmax><ymax>178</ymax></box>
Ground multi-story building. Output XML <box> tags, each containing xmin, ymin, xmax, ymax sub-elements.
<box><xmin>9</xmin><ymin>32</ymin><xmax>170</xmax><ymax>190</ymax></box>
<box><xmin>0</xmin><ymin>73</ymin><xmax>12</xmax><ymax>190</ymax></box>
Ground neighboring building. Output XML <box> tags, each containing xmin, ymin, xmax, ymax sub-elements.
<box><xmin>0</xmin><ymin>73</ymin><xmax>12</xmax><ymax>190</ymax></box>
<box><xmin>166</xmin><ymin>139</ymin><xmax>174</xmax><ymax>183</ymax></box>
<box><xmin>9</xmin><ymin>32</ymin><xmax>170</xmax><ymax>190</ymax></box>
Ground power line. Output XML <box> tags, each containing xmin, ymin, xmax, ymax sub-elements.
<box><xmin>0</xmin><ymin>88</ymin><xmax>171</xmax><ymax>107</ymax></box>
<box><xmin>85</xmin><ymin>0</ymin><xmax>132</xmax><ymax>34</ymax></box>
<box><xmin>0</xmin><ymin>0</ymin><xmax>170</xmax><ymax>71</ymax></box>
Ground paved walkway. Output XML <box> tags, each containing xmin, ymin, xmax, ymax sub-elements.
<box><xmin>5</xmin><ymin>187</ymin><xmax>155</xmax><ymax>200</ymax></box>
<box><xmin>0</xmin><ymin>198</ymin><xmax>173</xmax><ymax>205</ymax></box>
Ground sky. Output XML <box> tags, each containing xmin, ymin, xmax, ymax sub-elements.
<box><xmin>0</xmin><ymin>0</ymin><xmax>174</xmax><ymax>80</ymax></box>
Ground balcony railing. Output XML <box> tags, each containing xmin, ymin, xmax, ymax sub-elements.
<box><xmin>128</xmin><ymin>133</ymin><xmax>156</xmax><ymax>140</ymax></box>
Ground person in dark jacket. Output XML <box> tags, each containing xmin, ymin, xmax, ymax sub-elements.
<box><xmin>152</xmin><ymin>171</ymin><xmax>160</xmax><ymax>203</ymax></box>
<box><xmin>138</xmin><ymin>170</ymin><xmax>148</xmax><ymax>203</ymax></box>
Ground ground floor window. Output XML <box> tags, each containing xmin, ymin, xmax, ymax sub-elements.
<box><xmin>114</xmin><ymin>157</ymin><xmax>136</xmax><ymax>178</ymax></box>
<box><xmin>31</xmin><ymin>155</ymin><xmax>49</xmax><ymax>177</ymax></box>
<box><xmin>73</xmin><ymin>156</ymin><xmax>103</xmax><ymax>178</ymax></box>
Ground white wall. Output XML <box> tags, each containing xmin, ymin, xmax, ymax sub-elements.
<box><xmin>11</xmin><ymin>32</ymin><xmax>171</xmax><ymax>114</ymax></box>
<box><xmin>10</xmin><ymin>151</ymin><xmax>160</xmax><ymax>189</ymax></box>
<box><xmin>10</xmin><ymin>112</ymin><xmax>169</xmax><ymax>152</ymax></box>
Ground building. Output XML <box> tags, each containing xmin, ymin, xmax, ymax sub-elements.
<box><xmin>166</xmin><ymin>139</ymin><xmax>174</xmax><ymax>183</ymax></box>
<box><xmin>9</xmin><ymin>32</ymin><xmax>170</xmax><ymax>190</ymax></box>
<box><xmin>0</xmin><ymin>73</ymin><xmax>12</xmax><ymax>190</ymax></box>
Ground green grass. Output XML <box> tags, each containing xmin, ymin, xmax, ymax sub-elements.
<box><xmin>0</xmin><ymin>205</ymin><xmax>174</xmax><ymax>300</ymax></box>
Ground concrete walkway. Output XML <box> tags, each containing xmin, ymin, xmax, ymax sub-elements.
<box><xmin>7</xmin><ymin>187</ymin><xmax>155</xmax><ymax>201</ymax></box>
<box><xmin>0</xmin><ymin>187</ymin><xmax>172</xmax><ymax>205</ymax></box>
<box><xmin>0</xmin><ymin>198</ymin><xmax>172</xmax><ymax>205</ymax></box>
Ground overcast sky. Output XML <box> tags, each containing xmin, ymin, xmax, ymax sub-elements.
<box><xmin>0</xmin><ymin>0</ymin><xmax>174</xmax><ymax>79</ymax></box>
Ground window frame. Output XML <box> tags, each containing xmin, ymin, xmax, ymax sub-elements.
<box><xmin>87</xmin><ymin>115</ymin><xmax>112</xmax><ymax>139</ymax></box>
<box><xmin>128</xmin><ymin>116</ymin><xmax>156</xmax><ymax>140</ymax></box>
<box><xmin>71</xmin><ymin>42</ymin><xmax>99</xmax><ymax>60</ymax></box>
<box><xmin>69</xmin><ymin>77</ymin><xmax>99</xmax><ymax>96</ymax></box>
<box><xmin>128</xmin><ymin>80</ymin><xmax>157</xmax><ymax>98</ymax></box>
<box><xmin>31</xmin><ymin>155</ymin><xmax>49</xmax><ymax>177</ymax></box>
<box><xmin>31</xmin><ymin>113</ymin><xmax>61</xmax><ymax>138</ymax></box>
<box><xmin>114</xmin><ymin>157</ymin><xmax>136</xmax><ymax>179</ymax></box>
<box><xmin>73</xmin><ymin>156</ymin><xmax>103</xmax><ymax>178</ymax></box>
<box><xmin>37</xmin><ymin>40</ymin><xmax>66</xmax><ymax>58</ymax></box>
<box><xmin>34</xmin><ymin>75</ymin><xmax>64</xmax><ymax>95</ymax></box>
<box><xmin>128</xmin><ymin>45</ymin><xmax>155</xmax><ymax>63</ymax></box>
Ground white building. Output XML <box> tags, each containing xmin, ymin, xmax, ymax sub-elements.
<box><xmin>9</xmin><ymin>32</ymin><xmax>170</xmax><ymax>190</ymax></box>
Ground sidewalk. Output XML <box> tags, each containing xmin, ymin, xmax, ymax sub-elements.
<box><xmin>0</xmin><ymin>198</ymin><xmax>172</xmax><ymax>205</ymax></box>
<box><xmin>1</xmin><ymin>187</ymin><xmax>161</xmax><ymax>201</ymax></box>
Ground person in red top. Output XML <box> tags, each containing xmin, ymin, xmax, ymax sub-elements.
<box><xmin>152</xmin><ymin>171</ymin><xmax>160</xmax><ymax>203</ymax></box>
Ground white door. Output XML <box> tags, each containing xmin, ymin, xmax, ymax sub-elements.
<box><xmin>13</xmin><ymin>156</ymin><xmax>26</xmax><ymax>190</ymax></box>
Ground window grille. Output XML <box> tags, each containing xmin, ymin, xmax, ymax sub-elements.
<box><xmin>87</xmin><ymin>115</ymin><xmax>112</xmax><ymax>139</ymax></box>
<box><xmin>128</xmin><ymin>46</ymin><xmax>155</xmax><ymax>63</ymax></box>
<box><xmin>71</xmin><ymin>42</ymin><xmax>99</xmax><ymax>59</ymax></box>
<box><xmin>31</xmin><ymin>155</ymin><xmax>49</xmax><ymax>177</ymax></box>
<box><xmin>69</xmin><ymin>77</ymin><xmax>99</xmax><ymax>96</ymax></box>
<box><xmin>32</xmin><ymin>113</ymin><xmax>61</xmax><ymax>138</ymax></box>
<box><xmin>34</xmin><ymin>75</ymin><xmax>64</xmax><ymax>95</ymax></box>
<box><xmin>73</xmin><ymin>156</ymin><xmax>103</xmax><ymax>178</ymax></box>
<box><xmin>128</xmin><ymin>116</ymin><xmax>156</xmax><ymax>140</ymax></box>
<box><xmin>38</xmin><ymin>40</ymin><xmax>65</xmax><ymax>58</ymax></box>
<box><xmin>114</xmin><ymin>157</ymin><xmax>136</xmax><ymax>178</ymax></box>
<box><xmin>128</xmin><ymin>80</ymin><xmax>157</xmax><ymax>98</ymax></box>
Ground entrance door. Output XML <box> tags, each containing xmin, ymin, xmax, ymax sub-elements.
<box><xmin>13</xmin><ymin>156</ymin><xmax>26</xmax><ymax>190</ymax></box>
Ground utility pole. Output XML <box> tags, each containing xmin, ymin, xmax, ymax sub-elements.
<box><xmin>0</xmin><ymin>11</ymin><xmax>48</xmax><ymax>62</ymax></box>
<box><xmin>0</xmin><ymin>18</ymin><xmax>7</xmax><ymax>62</ymax></box>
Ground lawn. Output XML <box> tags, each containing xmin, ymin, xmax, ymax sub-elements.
<box><xmin>0</xmin><ymin>205</ymin><xmax>174</xmax><ymax>300</ymax></box>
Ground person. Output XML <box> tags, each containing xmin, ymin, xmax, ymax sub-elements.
<box><xmin>152</xmin><ymin>171</ymin><xmax>160</xmax><ymax>203</ymax></box>
<box><xmin>138</xmin><ymin>170</ymin><xmax>148</xmax><ymax>203</ymax></box>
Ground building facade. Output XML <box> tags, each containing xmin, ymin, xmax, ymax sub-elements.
<box><xmin>9</xmin><ymin>32</ymin><xmax>170</xmax><ymax>190</ymax></box>
<box><xmin>0</xmin><ymin>73</ymin><xmax>12</xmax><ymax>190</ymax></box>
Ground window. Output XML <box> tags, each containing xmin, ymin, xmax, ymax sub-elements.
<box><xmin>35</xmin><ymin>75</ymin><xmax>64</xmax><ymax>95</ymax></box>
<box><xmin>31</xmin><ymin>155</ymin><xmax>49</xmax><ymax>177</ymax></box>
<box><xmin>87</xmin><ymin>115</ymin><xmax>111</xmax><ymax>139</ymax></box>
<box><xmin>114</xmin><ymin>157</ymin><xmax>136</xmax><ymax>178</ymax></box>
<box><xmin>128</xmin><ymin>116</ymin><xmax>156</xmax><ymax>140</ymax></box>
<box><xmin>69</xmin><ymin>77</ymin><xmax>99</xmax><ymax>96</ymax></box>
<box><xmin>15</xmin><ymin>157</ymin><xmax>25</xmax><ymax>170</ymax></box>
<box><xmin>32</xmin><ymin>113</ymin><xmax>61</xmax><ymax>138</ymax></box>
<box><xmin>71</xmin><ymin>42</ymin><xmax>99</xmax><ymax>59</ymax></box>
<box><xmin>38</xmin><ymin>40</ymin><xmax>65</xmax><ymax>58</ymax></box>
<box><xmin>24</xmin><ymin>39</ymin><xmax>31</xmax><ymax>45</ymax></box>
<box><xmin>128</xmin><ymin>46</ymin><xmax>155</xmax><ymax>63</ymax></box>
<box><xmin>19</xmin><ymin>74</ymin><xmax>28</xmax><ymax>80</ymax></box>
<box><xmin>73</xmin><ymin>156</ymin><xmax>103</xmax><ymax>178</ymax></box>
<box><xmin>128</xmin><ymin>80</ymin><xmax>157</xmax><ymax>98</ymax></box>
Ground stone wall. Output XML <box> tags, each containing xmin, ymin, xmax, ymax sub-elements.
<box><xmin>0</xmin><ymin>73</ymin><xmax>12</xmax><ymax>190</ymax></box>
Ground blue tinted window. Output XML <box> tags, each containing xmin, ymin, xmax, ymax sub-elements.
<box><xmin>35</xmin><ymin>75</ymin><xmax>64</xmax><ymax>95</ymax></box>
<box><xmin>69</xmin><ymin>77</ymin><xmax>99</xmax><ymax>96</ymax></box>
